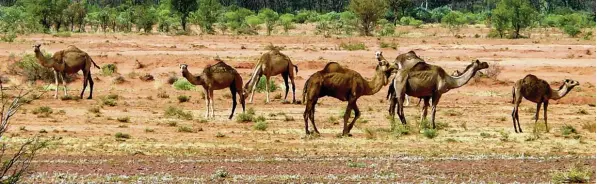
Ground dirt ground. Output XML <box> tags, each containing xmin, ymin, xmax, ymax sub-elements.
<box><xmin>0</xmin><ymin>25</ymin><xmax>595</xmax><ymax>182</ymax></box>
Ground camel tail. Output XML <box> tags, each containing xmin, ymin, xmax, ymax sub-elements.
<box><xmin>294</xmin><ymin>65</ymin><xmax>298</xmax><ymax>74</ymax></box>
<box><xmin>89</xmin><ymin>56</ymin><xmax>100</xmax><ymax>69</ymax></box>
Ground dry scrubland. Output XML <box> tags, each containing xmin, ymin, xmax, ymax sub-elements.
<box><xmin>0</xmin><ymin>25</ymin><xmax>595</xmax><ymax>182</ymax></box>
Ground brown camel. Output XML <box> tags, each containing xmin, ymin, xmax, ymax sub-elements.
<box><xmin>33</xmin><ymin>44</ymin><xmax>100</xmax><ymax>99</ymax></box>
<box><xmin>511</xmin><ymin>75</ymin><xmax>579</xmax><ymax>133</ymax></box>
<box><xmin>244</xmin><ymin>49</ymin><xmax>298</xmax><ymax>103</ymax></box>
<box><xmin>180</xmin><ymin>59</ymin><xmax>245</xmax><ymax>119</ymax></box>
<box><xmin>302</xmin><ymin>58</ymin><xmax>397</xmax><ymax>136</ymax></box>
<box><xmin>392</xmin><ymin>60</ymin><xmax>489</xmax><ymax>129</ymax></box>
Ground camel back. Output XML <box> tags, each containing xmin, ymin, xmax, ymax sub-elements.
<box><xmin>521</xmin><ymin>74</ymin><xmax>552</xmax><ymax>97</ymax></box>
<box><xmin>204</xmin><ymin>61</ymin><xmax>237</xmax><ymax>75</ymax></box>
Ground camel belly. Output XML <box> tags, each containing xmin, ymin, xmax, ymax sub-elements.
<box><xmin>405</xmin><ymin>79</ymin><xmax>435</xmax><ymax>97</ymax></box>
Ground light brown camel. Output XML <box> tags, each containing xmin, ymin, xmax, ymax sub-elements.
<box><xmin>180</xmin><ymin>59</ymin><xmax>245</xmax><ymax>119</ymax></box>
<box><xmin>392</xmin><ymin>60</ymin><xmax>489</xmax><ymax>129</ymax></box>
<box><xmin>302</xmin><ymin>58</ymin><xmax>397</xmax><ymax>136</ymax></box>
<box><xmin>511</xmin><ymin>75</ymin><xmax>579</xmax><ymax>133</ymax></box>
<box><xmin>244</xmin><ymin>49</ymin><xmax>298</xmax><ymax>103</ymax></box>
<box><xmin>33</xmin><ymin>44</ymin><xmax>100</xmax><ymax>99</ymax></box>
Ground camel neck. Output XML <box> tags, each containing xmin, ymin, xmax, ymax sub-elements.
<box><xmin>446</xmin><ymin>64</ymin><xmax>476</xmax><ymax>90</ymax></box>
<box><xmin>181</xmin><ymin>69</ymin><xmax>201</xmax><ymax>85</ymax></box>
<box><xmin>364</xmin><ymin>69</ymin><xmax>387</xmax><ymax>96</ymax></box>
<box><xmin>550</xmin><ymin>85</ymin><xmax>572</xmax><ymax>100</ymax></box>
<box><xmin>34</xmin><ymin>50</ymin><xmax>53</xmax><ymax>67</ymax></box>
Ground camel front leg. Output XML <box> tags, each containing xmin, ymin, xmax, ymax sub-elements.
<box><xmin>265</xmin><ymin>76</ymin><xmax>271</xmax><ymax>103</ymax></box>
<box><xmin>53</xmin><ymin>70</ymin><xmax>59</xmax><ymax>99</ymax></box>
<box><xmin>534</xmin><ymin>102</ymin><xmax>542</xmax><ymax>124</ymax></box>
<box><xmin>430</xmin><ymin>94</ymin><xmax>442</xmax><ymax>129</ymax></box>
<box><xmin>346</xmin><ymin>102</ymin><xmax>360</xmax><ymax>135</ymax></box>
<box><xmin>210</xmin><ymin>90</ymin><xmax>215</xmax><ymax>118</ymax></box>
<box><xmin>404</xmin><ymin>95</ymin><xmax>410</xmax><ymax>106</ymax></box>
<box><xmin>420</xmin><ymin>97</ymin><xmax>430</xmax><ymax>124</ymax></box>
<box><xmin>249</xmin><ymin>84</ymin><xmax>256</xmax><ymax>103</ymax></box>
<box><xmin>290</xmin><ymin>76</ymin><xmax>296</xmax><ymax>103</ymax></box>
<box><xmin>342</xmin><ymin>103</ymin><xmax>354</xmax><ymax>136</ymax></box>
<box><xmin>543</xmin><ymin>101</ymin><xmax>549</xmax><ymax>132</ymax></box>
<box><xmin>61</xmin><ymin>72</ymin><xmax>68</xmax><ymax>96</ymax></box>
<box><xmin>204</xmin><ymin>90</ymin><xmax>210</xmax><ymax>118</ymax></box>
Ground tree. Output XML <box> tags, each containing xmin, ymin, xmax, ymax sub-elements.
<box><xmin>349</xmin><ymin>0</ymin><xmax>388</xmax><ymax>36</ymax></box>
<box><xmin>171</xmin><ymin>0</ymin><xmax>198</xmax><ymax>31</ymax></box>
<box><xmin>245</xmin><ymin>15</ymin><xmax>263</xmax><ymax>32</ymax></box>
<box><xmin>491</xmin><ymin>6</ymin><xmax>509</xmax><ymax>38</ymax></box>
<box><xmin>387</xmin><ymin>0</ymin><xmax>413</xmax><ymax>24</ymax></box>
<box><xmin>492</xmin><ymin>0</ymin><xmax>537</xmax><ymax>38</ymax></box>
<box><xmin>190</xmin><ymin>0</ymin><xmax>222</xmax><ymax>34</ymax></box>
<box><xmin>258</xmin><ymin>8</ymin><xmax>279</xmax><ymax>36</ymax></box>
<box><xmin>442</xmin><ymin>11</ymin><xmax>466</xmax><ymax>35</ymax></box>
<box><xmin>278</xmin><ymin>13</ymin><xmax>294</xmax><ymax>34</ymax></box>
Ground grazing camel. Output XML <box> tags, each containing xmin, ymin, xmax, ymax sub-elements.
<box><xmin>392</xmin><ymin>60</ymin><xmax>489</xmax><ymax>129</ymax></box>
<box><xmin>302</xmin><ymin>58</ymin><xmax>397</xmax><ymax>136</ymax></box>
<box><xmin>33</xmin><ymin>44</ymin><xmax>100</xmax><ymax>99</ymax></box>
<box><xmin>511</xmin><ymin>75</ymin><xmax>579</xmax><ymax>133</ymax></box>
<box><xmin>179</xmin><ymin>59</ymin><xmax>245</xmax><ymax>119</ymax></box>
<box><xmin>244</xmin><ymin>49</ymin><xmax>298</xmax><ymax>103</ymax></box>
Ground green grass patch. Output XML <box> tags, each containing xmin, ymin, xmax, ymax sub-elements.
<box><xmin>422</xmin><ymin>129</ymin><xmax>438</xmax><ymax>139</ymax></box>
<box><xmin>177</xmin><ymin>95</ymin><xmax>190</xmax><ymax>103</ymax></box>
<box><xmin>253</xmin><ymin>121</ymin><xmax>268</xmax><ymax>131</ymax></box>
<box><xmin>115</xmin><ymin>132</ymin><xmax>131</xmax><ymax>139</ymax></box>
<box><xmin>255</xmin><ymin>76</ymin><xmax>277</xmax><ymax>93</ymax></box>
<box><xmin>339</xmin><ymin>42</ymin><xmax>367</xmax><ymax>51</ymax></box>
<box><xmin>173</xmin><ymin>78</ymin><xmax>195</xmax><ymax>91</ymax></box>
<box><xmin>101</xmin><ymin>64</ymin><xmax>117</xmax><ymax>76</ymax></box>
<box><xmin>164</xmin><ymin>106</ymin><xmax>193</xmax><ymax>120</ymax></box>
<box><xmin>177</xmin><ymin>126</ymin><xmax>194</xmax><ymax>133</ymax></box>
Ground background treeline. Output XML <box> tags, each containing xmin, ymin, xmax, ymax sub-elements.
<box><xmin>0</xmin><ymin>0</ymin><xmax>594</xmax><ymax>41</ymax></box>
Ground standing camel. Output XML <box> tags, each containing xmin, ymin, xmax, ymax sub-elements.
<box><xmin>33</xmin><ymin>44</ymin><xmax>100</xmax><ymax>99</ymax></box>
<box><xmin>244</xmin><ymin>49</ymin><xmax>298</xmax><ymax>104</ymax></box>
<box><xmin>392</xmin><ymin>60</ymin><xmax>489</xmax><ymax>129</ymax></box>
<box><xmin>511</xmin><ymin>75</ymin><xmax>579</xmax><ymax>133</ymax></box>
<box><xmin>302</xmin><ymin>58</ymin><xmax>397</xmax><ymax>136</ymax></box>
<box><xmin>180</xmin><ymin>59</ymin><xmax>245</xmax><ymax>119</ymax></box>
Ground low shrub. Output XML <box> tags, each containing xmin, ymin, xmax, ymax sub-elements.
<box><xmin>253</xmin><ymin>121</ymin><xmax>268</xmax><ymax>131</ymax></box>
<box><xmin>173</xmin><ymin>78</ymin><xmax>195</xmax><ymax>91</ymax></box>
<box><xmin>164</xmin><ymin>106</ymin><xmax>193</xmax><ymax>120</ymax></box>
<box><xmin>101</xmin><ymin>64</ymin><xmax>117</xmax><ymax>76</ymax></box>
<box><xmin>339</xmin><ymin>42</ymin><xmax>367</xmax><ymax>51</ymax></box>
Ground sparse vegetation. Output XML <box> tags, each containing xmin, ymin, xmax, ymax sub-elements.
<box><xmin>164</xmin><ymin>106</ymin><xmax>193</xmax><ymax>120</ymax></box>
<box><xmin>561</xmin><ymin>125</ymin><xmax>578</xmax><ymax>138</ymax></box>
<box><xmin>173</xmin><ymin>78</ymin><xmax>195</xmax><ymax>91</ymax></box>
<box><xmin>485</xmin><ymin>62</ymin><xmax>503</xmax><ymax>80</ymax></box>
<box><xmin>32</xmin><ymin>106</ymin><xmax>52</xmax><ymax>117</ymax></box>
<box><xmin>101</xmin><ymin>64</ymin><xmax>117</xmax><ymax>76</ymax></box>
<box><xmin>379</xmin><ymin>42</ymin><xmax>397</xmax><ymax>49</ymax></box>
<box><xmin>177</xmin><ymin>95</ymin><xmax>190</xmax><ymax>103</ymax></box>
<box><xmin>215</xmin><ymin>132</ymin><xmax>226</xmax><ymax>138</ymax></box>
<box><xmin>347</xmin><ymin>160</ymin><xmax>367</xmax><ymax>168</ymax></box>
<box><xmin>339</xmin><ymin>42</ymin><xmax>367</xmax><ymax>51</ymax></box>
<box><xmin>255</xmin><ymin>76</ymin><xmax>277</xmax><ymax>93</ymax></box>
<box><xmin>212</xmin><ymin>167</ymin><xmax>229</xmax><ymax>178</ymax></box>
<box><xmin>145</xmin><ymin>128</ymin><xmax>155</xmax><ymax>133</ymax></box>
<box><xmin>177</xmin><ymin>126</ymin><xmax>194</xmax><ymax>133</ymax></box>
<box><xmin>253</xmin><ymin>120</ymin><xmax>268</xmax><ymax>131</ymax></box>
<box><xmin>551</xmin><ymin>164</ymin><xmax>592</xmax><ymax>183</ymax></box>
<box><xmin>117</xmin><ymin>116</ymin><xmax>130</xmax><ymax>123</ymax></box>
<box><xmin>115</xmin><ymin>132</ymin><xmax>131</xmax><ymax>139</ymax></box>
<box><xmin>422</xmin><ymin>129</ymin><xmax>438</xmax><ymax>139</ymax></box>
<box><xmin>581</xmin><ymin>122</ymin><xmax>595</xmax><ymax>133</ymax></box>
<box><xmin>235</xmin><ymin>112</ymin><xmax>254</xmax><ymax>123</ymax></box>
<box><xmin>363</xmin><ymin>127</ymin><xmax>376</xmax><ymax>139</ymax></box>
<box><xmin>283</xmin><ymin>115</ymin><xmax>294</xmax><ymax>121</ymax></box>
<box><xmin>157</xmin><ymin>91</ymin><xmax>169</xmax><ymax>98</ymax></box>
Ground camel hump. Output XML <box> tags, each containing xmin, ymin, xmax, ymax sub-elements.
<box><xmin>409</xmin><ymin>62</ymin><xmax>430</xmax><ymax>71</ymax></box>
<box><xmin>205</xmin><ymin>61</ymin><xmax>236</xmax><ymax>74</ymax></box>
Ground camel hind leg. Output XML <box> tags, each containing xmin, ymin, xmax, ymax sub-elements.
<box><xmin>282</xmin><ymin>72</ymin><xmax>290</xmax><ymax>102</ymax></box>
<box><xmin>60</xmin><ymin>73</ymin><xmax>67</xmax><ymax>96</ymax></box>
<box><xmin>80</xmin><ymin>70</ymin><xmax>89</xmax><ymax>99</ymax></box>
<box><xmin>543</xmin><ymin>101</ymin><xmax>549</xmax><ymax>132</ymax></box>
<box><xmin>430</xmin><ymin>93</ymin><xmax>442</xmax><ymax>129</ymax></box>
<box><xmin>87</xmin><ymin>71</ymin><xmax>95</xmax><ymax>99</ymax></box>
<box><xmin>228</xmin><ymin>84</ymin><xmax>238</xmax><ymax>119</ymax></box>
<box><xmin>345</xmin><ymin>101</ymin><xmax>360</xmax><ymax>136</ymax></box>
<box><xmin>53</xmin><ymin>70</ymin><xmax>59</xmax><ymax>99</ymax></box>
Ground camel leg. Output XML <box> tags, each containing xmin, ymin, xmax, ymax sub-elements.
<box><xmin>282</xmin><ymin>72</ymin><xmax>290</xmax><ymax>102</ymax></box>
<box><xmin>210</xmin><ymin>90</ymin><xmax>215</xmax><ymax>118</ymax></box>
<box><xmin>512</xmin><ymin>86</ymin><xmax>523</xmax><ymax>133</ymax></box>
<box><xmin>512</xmin><ymin>104</ymin><xmax>519</xmax><ymax>133</ymax></box>
<box><xmin>80</xmin><ymin>71</ymin><xmax>89</xmax><ymax>99</ymax></box>
<box><xmin>543</xmin><ymin>101</ymin><xmax>549</xmax><ymax>132</ymax></box>
<box><xmin>303</xmin><ymin>100</ymin><xmax>311</xmax><ymax>134</ymax></box>
<box><xmin>420</xmin><ymin>97</ymin><xmax>430</xmax><ymax>123</ymax></box>
<box><xmin>204</xmin><ymin>89</ymin><xmax>210</xmax><ymax>118</ymax></box>
<box><xmin>290</xmin><ymin>73</ymin><xmax>296</xmax><ymax>103</ymax></box>
<box><xmin>342</xmin><ymin>103</ymin><xmax>354</xmax><ymax>136</ymax></box>
<box><xmin>397</xmin><ymin>93</ymin><xmax>407</xmax><ymax>125</ymax></box>
<box><xmin>265</xmin><ymin>76</ymin><xmax>271</xmax><ymax>103</ymax></box>
<box><xmin>237</xmin><ymin>85</ymin><xmax>246</xmax><ymax>113</ymax></box>
<box><xmin>87</xmin><ymin>72</ymin><xmax>94</xmax><ymax>99</ymax></box>
<box><xmin>53</xmin><ymin>70</ymin><xmax>59</xmax><ymax>99</ymax></box>
<box><xmin>346</xmin><ymin>102</ymin><xmax>360</xmax><ymax>136</ymax></box>
<box><xmin>404</xmin><ymin>95</ymin><xmax>410</xmax><ymax>106</ymax></box>
<box><xmin>61</xmin><ymin>72</ymin><xmax>67</xmax><ymax>96</ymax></box>
<box><xmin>249</xmin><ymin>83</ymin><xmax>256</xmax><ymax>103</ymax></box>
<box><xmin>430</xmin><ymin>94</ymin><xmax>442</xmax><ymax>129</ymax></box>
<box><xmin>389</xmin><ymin>96</ymin><xmax>397</xmax><ymax>119</ymax></box>
<box><xmin>534</xmin><ymin>102</ymin><xmax>542</xmax><ymax>124</ymax></box>
<box><xmin>228</xmin><ymin>85</ymin><xmax>237</xmax><ymax>119</ymax></box>
<box><xmin>309</xmin><ymin>102</ymin><xmax>319</xmax><ymax>134</ymax></box>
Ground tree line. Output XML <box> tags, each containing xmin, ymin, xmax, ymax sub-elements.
<box><xmin>0</xmin><ymin>0</ymin><xmax>594</xmax><ymax>40</ymax></box>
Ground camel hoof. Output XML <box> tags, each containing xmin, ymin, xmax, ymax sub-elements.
<box><xmin>87</xmin><ymin>97</ymin><xmax>92</xmax><ymax>100</ymax></box>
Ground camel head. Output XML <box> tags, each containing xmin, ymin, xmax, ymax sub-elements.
<box><xmin>32</xmin><ymin>43</ymin><xmax>42</xmax><ymax>52</ymax></box>
<box><xmin>376</xmin><ymin>59</ymin><xmax>397</xmax><ymax>84</ymax></box>
<box><xmin>375</xmin><ymin>51</ymin><xmax>383</xmax><ymax>61</ymax></box>
<box><xmin>561</xmin><ymin>79</ymin><xmax>580</xmax><ymax>90</ymax></box>
<box><xmin>470</xmin><ymin>59</ymin><xmax>489</xmax><ymax>71</ymax></box>
<box><xmin>180</xmin><ymin>64</ymin><xmax>188</xmax><ymax>72</ymax></box>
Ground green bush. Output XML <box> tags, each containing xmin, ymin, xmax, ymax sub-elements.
<box><xmin>377</xmin><ymin>19</ymin><xmax>395</xmax><ymax>36</ymax></box>
<box><xmin>442</xmin><ymin>11</ymin><xmax>466</xmax><ymax>34</ymax></box>
<box><xmin>173</xmin><ymin>78</ymin><xmax>195</xmax><ymax>91</ymax></box>
<box><xmin>115</xmin><ymin>132</ymin><xmax>131</xmax><ymax>139</ymax></box>
<box><xmin>380</xmin><ymin>42</ymin><xmax>397</xmax><ymax>49</ymax></box>
<box><xmin>339</xmin><ymin>42</ymin><xmax>367</xmax><ymax>51</ymax></box>
<box><xmin>32</xmin><ymin>106</ymin><xmax>52</xmax><ymax>116</ymax></box>
<box><xmin>1</xmin><ymin>32</ymin><xmax>16</xmax><ymax>42</ymax></box>
<box><xmin>12</xmin><ymin>54</ymin><xmax>62</xmax><ymax>83</ymax></box>
<box><xmin>422</xmin><ymin>129</ymin><xmax>438</xmax><ymax>139</ymax></box>
<box><xmin>563</xmin><ymin>25</ymin><xmax>581</xmax><ymax>37</ymax></box>
<box><xmin>399</xmin><ymin>16</ymin><xmax>416</xmax><ymax>25</ymax></box>
<box><xmin>551</xmin><ymin>164</ymin><xmax>592</xmax><ymax>183</ymax></box>
<box><xmin>561</xmin><ymin>124</ymin><xmax>578</xmax><ymax>137</ymax></box>
<box><xmin>53</xmin><ymin>32</ymin><xmax>71</xmax><ymax>37</ymax></box>
<box><xmin>295</xmin><ymin>10</ymin><xmax>319</xmax><ymax>23</ymax></box>
<box><xmin>101</xmin><ymin>64</ymin><xmax>117</xmax><ymax>76</ymax></box>
<box><xmin>253</xmin><ymin>120</ymin><xmax>268</xmax><ymax>131</ymax></box>
<box><xmin>177</xmin><ymin>126</ymin><xmax>194</xmax><ymax>133</ymax></box>
<box><xmin>164</xmin><ymin>106</ymin><xmax>193</xmax><ymax>120</ymax></box>
<box><xmin>255</xmin><ymin>76</ymin><xmax>277</xmax><ymax>93</ymax></box>
<box><xmin>235</xmin><ymin>112</ymin><xmax>254</xmax><ymax>123</ymax></box>
<box><xmin>177</xmin><ymin>95</ymin><xmax>190</xmax><ymax>103</ymax></box>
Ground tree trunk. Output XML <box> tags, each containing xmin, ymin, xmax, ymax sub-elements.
<box><xmin>181</xmin><ymin>14</ymin><xmax>188</xmax><ymax>31</ymax></box>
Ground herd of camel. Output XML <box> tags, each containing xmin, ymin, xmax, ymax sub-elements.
<box><xmin>29</xmin><ymin>44</ymin><xmax>580</xmax><ymax>136</ymax></box>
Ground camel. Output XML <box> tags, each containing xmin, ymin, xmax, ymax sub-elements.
<box><xmin>244</xmin><ymin>48</ymin><xmax>298</xmax><ymax>104</ymax></box>
<box><xmin>392</xmin><ymin>59</ymin><xmax>489</xmax><ymax>129</ymax></box>
<box><xmin>33</xmin><ymin>44</ymin><xmax>100</xmax><ymax>99</ymax></box>
<box><xmin>511</xmin><ymin>75</ymin><xmax>579</xmax><ymax>133</ymax></box>
<box><xmin>392</xmin><ymin>51</ymin><xmax>426</xmax><ymax>106</ymax></box>
<box><xmin>387</xmin><ymin>68</ymin><xmax>464</xmax><ymax>116</ymax></box>
<box><xmin>302</xmin><ymin>57</ymin><xmax>397</xmax><ymax>136</ymax></box>
<box><xmin>180</xmin><ymin>59</ymin><xmax>245</xmax><ymax>119</ymax></box>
